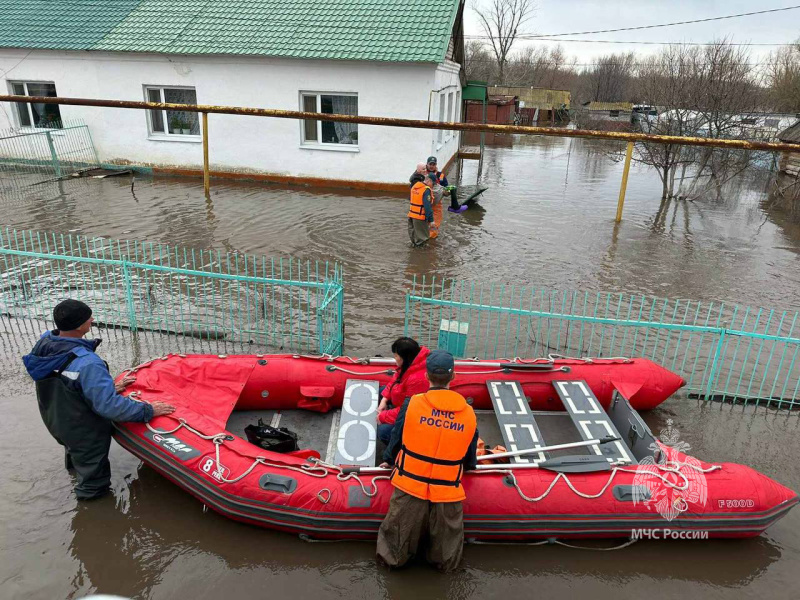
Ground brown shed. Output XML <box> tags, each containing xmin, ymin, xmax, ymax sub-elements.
<box><xmin>778</xmin><ymin>122</ymin><xmax>800</xmax><ymax>176</ymax></box>
<box><xmin>465</xmin><ymin>95</ymin><xmax>518</xmax><ymax>124</ymax></box>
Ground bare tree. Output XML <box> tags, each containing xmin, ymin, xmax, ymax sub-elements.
<box><xmin>472</xmin><ymin>0</ymin><xmax>536</xmax><ymax>84</ymax></box>
<box><xmin>464</xmin><ymin>39</ymin><xmax>494</xmax><ymax>82</ymax></box>
<box><xmin>766</xmin><ymin>39</ymin><xmax>800</xmax><ymax>112</ymax></box>
<box><xmin>635</xmin><ymin>41</ymin><xmax>762</xmax><ymax>200</ymax></box>
<box><xmin>575</xmin><ymin>52</ymin><xmax>636</xmax><ymax>103</ymax></box>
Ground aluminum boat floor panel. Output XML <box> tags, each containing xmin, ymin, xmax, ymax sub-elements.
<box><xmin>226</xmin><ymin>409</ymin><xmax>589</xmax><ymax>460</ymax></box>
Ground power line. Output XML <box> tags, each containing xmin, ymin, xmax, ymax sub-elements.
<box><xmin>464</xmin><ymin>37</ymin><xmax>791</xmax><ymax>46</ymax></box>
<box><xmin>467</xmin><ymin>59</ymin><xmax>784</xmax><ymax>68</ymax></box>
<box><xmin>468</xmin><ymin>5</ymin><xmax>800</xmax><ymax>39</ymax></box>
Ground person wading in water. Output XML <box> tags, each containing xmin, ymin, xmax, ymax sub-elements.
<box><xmin>407</xmin><ymin>163</ymin><xmax>434</xmax><ymax>246</ymax></box>
<box><xmin>23</xmin><ymin>299</ymin><xmax>174</xmax><ymax>500</ymax></box>
<box><xmin>377</xmin><ymin>350</ymin><xmax>478</xmax><ymax>572</ymax></box>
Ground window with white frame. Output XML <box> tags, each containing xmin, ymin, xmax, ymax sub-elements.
<box><xmin>9</xmin><ymin>81</ymin><xmax>62</xmax><ymax>128</ymax></box>
<box><xmin>437</xmin><ymin>93</ymin><xmax>446</xmax><ymax>143</ymax></box>
<box><xmin>446</xmin><ymin>92</ymin><xmax>454</xmax><ymax>139</ymax></box>
<box><xmin>145</xmin><ymin>86</ymin><xmax>199</xmax><ymax>137</ymax></box>
<box><xmin>300</xmin><ymin>92</ymin><xmax>358</xmax><ymax>146</ymax></box>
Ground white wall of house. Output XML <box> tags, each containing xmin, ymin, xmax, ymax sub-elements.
<box><xmin>0</xmin><ymin>49</ymin><xmax>462</xmax><ymax>185</ymax></box>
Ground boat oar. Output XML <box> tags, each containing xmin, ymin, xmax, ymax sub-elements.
<box><xmin>340</xmin><ymin>436</ymin><xmax>622</xmax><ymax>475</ymax></box>
<box><xmin>476</xmin><ymin>455</ymin><xmax>617</xmax><ymax>473</ymax></box>
<box><xmin>476</xmin><ymin>436</ymin><xmax>620</xmax><ymax>462</ymax></box>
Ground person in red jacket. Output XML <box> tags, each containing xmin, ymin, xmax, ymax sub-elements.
<box><xmin>377</xmin><ymin>337</ymin><xmax>430</xmax><ymax>445</ymax></box>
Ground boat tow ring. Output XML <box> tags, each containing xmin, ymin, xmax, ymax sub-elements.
<box><xmin>317</xmin><ymin>488</ymin><xmax>332</xmax><ymax>504</ymax></box>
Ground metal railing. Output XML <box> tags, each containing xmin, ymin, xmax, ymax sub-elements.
<box><xmin>0</xmin><ymin>228</ymin><xmax>344</xmax><ymax>355</ymax></box>
<box><xmin>0</xmin><ymin>120</ymin><xmax>100</xmax><ymax>194</ymax></box>
<box><xmin>405</xmin><ymin>276</ymin><xmax>800</xmax><ymax>409</ymax></box>
<box><xmin>1</xmin><ymin>95</ymin><xmax>799</xmax><ymax>218</ymax></box>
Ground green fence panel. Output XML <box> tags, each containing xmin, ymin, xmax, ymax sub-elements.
<box><xmin>0</xmin><ymin>121</ymin><xmax>101</xmax><ymax>197</ymax></box>
<box><xmin>404</xmin><ymin>276</ymin><xmax>800</xmax><ymax>409</ymax></box>
<box><xmin>0</xmin><ymin>227</ymin><xmax>344</xmax><ymax>355</ymax></box>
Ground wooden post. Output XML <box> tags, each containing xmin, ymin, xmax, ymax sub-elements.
<box><xmin>202</xmin><ymin>112</ymin><xmax>210</xmax><ymax>194</ymax></box>
<box><xmin>616</xmin><ymin>141</ymin><xmax>634</xmax><ymax>222</ymax></box>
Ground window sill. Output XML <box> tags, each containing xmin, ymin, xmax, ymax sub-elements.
<box><xmin>299</xmin><ymin>143</ymin><xmax>360</xmax><ymax>153</ymax></box>
<box><xmin>147</xmin><ymin>134</ymin><xmax>202</xmax><ymax>143</ymax></box>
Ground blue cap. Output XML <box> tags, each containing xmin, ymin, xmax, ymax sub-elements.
<box><xmin>427</xmin><ymin>350</ymin><xmax>454</xmax><ymax>374</ymax></box>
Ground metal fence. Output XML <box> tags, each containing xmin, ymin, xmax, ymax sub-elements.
<box><xmin>405</xmin><ymin>276</ymin><xmax>800</xmax><ymax>409</ymax></box>
<box><xmin>0</xmin><ymin>120</ymin><xmax>100</xmax><ymax>195</ymax></box>
<box><xmin>0</xmin><ymin>228</ymin><xmax>344</xmax><ymax>355</ymax></box>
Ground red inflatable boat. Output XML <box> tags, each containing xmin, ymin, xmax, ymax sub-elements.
<box><xmin>113</xmin><ymin>354</ymin><xmax>797</xmax><ymax>541</ymax></box>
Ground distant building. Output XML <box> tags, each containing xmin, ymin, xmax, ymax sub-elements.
<box><xmin>573</xmin><ymin>102</ymin><xmax>633</xmax><ymax>132</ymax></box>
<box><xmin>582</xmin><ymin>102</ymin><xmax>633</xmax><ymax>122</ymax></box>
<box><xmin>488</xmin><ymin>86</ymin><xmax>571</xmax><ymax>124</ymax></box>
<box><xmin>465</xmin><ymin>95</ymin><xmax>518</xmax><ymax>124</ymax></box>
<box><xmin>778</xmin><ymin>122</ymin><xmax>800</xmax><ymax>177</ymax></box>
<box><xmin>0</xmin><ymin>0</ymin><xmax>467</xmax><ymax>190</ymax></box>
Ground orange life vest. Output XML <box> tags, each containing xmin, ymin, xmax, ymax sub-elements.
<box><xmin>407</xmin><ymin>182</ymin><xmax>429</xmax><ymax>220</ymax></box>
<box><xmin>391</xmin><ymin>390</ymin><xmax>477</xmax><ymax>503</ymax></box>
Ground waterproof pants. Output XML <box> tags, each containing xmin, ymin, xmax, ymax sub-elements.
<box><xmin>377</xmin><ymin>488</ymin><xmax>465</xmax><ymax>572</ymax></box>
<box><xmin>408</xmin><ymin>218</ymin><xmax>430</xmax><ymax>246</ymax></box>
<box><xmin>35</xmin><ymin>377</ymin><xmax>114</xmax><ymax>499</ymax></box>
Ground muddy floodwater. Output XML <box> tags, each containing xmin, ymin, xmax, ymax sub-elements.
<box><xmin>1</xmin><ymin>135</ymin><xmax>799</xmax><ymax>599</ymax></box>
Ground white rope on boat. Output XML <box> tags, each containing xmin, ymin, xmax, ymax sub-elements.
<box><xmin>477</xmin><ymin>461</ymin><xmax>721</xmax><ymax>504</ymax></box>
<box><xmin>468</xmin><ymin>537</ymin><xmax>639</xmax><ymax>551</ymax></box>
<box><xmin>145</xmin><ymin>418</ymin><xmax>389</xmax><ymax>498</ymax></box>
<box><xmin>326</xmin><ymin>365</ymin><xmax>395</xmax><ymax>376</ymax></box>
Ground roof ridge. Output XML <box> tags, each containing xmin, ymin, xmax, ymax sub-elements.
<box><xmin>1</xmin><ymin>0</ymin><xmax>464</xmax><ymax>64</ymax></box>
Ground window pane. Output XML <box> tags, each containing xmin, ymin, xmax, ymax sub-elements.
<box><xmin>447</xmin><ymin>92</ymin><xmax>454</xmax><ymax>138</ymax></box>
<box><xmin>320</xmin><ymin>94</ymin><xmax>357</xmax><ymax>144</ymax></box>
<box><xmin>11</xmin><ymin>83</ymin><xmax>31</xmax><ymax>126</ymax></box>
<box><xmin>438</xmin><ymin>93</ymin><xmax>446</xmax><ymax>142</ymax></box>
<box><xmin>302</xmin><ymin>95</ymin><xmax>318</xmax><ymax>142</ymax></box>
<box><xmin>147</xmin><ymin>89</ymin><xmax>164</xmax><ymax>132</ymax></box>
<box><xmin>164</xmin><ymin>88</ymin><xmax>198</xmax><ymax>135</ymax></box>
<box><xmin>26</xmin><ymin>83</ymin><xmax>60</xmax><ymax>128</ymax></box>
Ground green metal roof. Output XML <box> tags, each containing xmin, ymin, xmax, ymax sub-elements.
<box><xmin>462</xmin><ymin>81</ymin><xmax>488</xmax><ymax>101</ymax></box>
<box><xmin>0</xmin><ymin>0</ymin><xmax>461</xmax><ymax>63</ymax></box>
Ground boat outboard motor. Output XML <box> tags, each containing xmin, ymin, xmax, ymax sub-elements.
<box><xmin>244</xmin><ymin>418</ymin><xmax>299</xmax><ymax>453</ymax></box>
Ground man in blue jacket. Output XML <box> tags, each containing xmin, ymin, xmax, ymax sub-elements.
<box><xmin>23</xmin><ymin>299</ymin><xmax>174</xmax><ymax>500</ymax></box>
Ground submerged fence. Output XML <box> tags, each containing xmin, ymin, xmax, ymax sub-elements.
<box><xmin>0</xmin><ymin>228</ymin><xmax>344</xmax><ymax>355</ymax></box>
<box><xmin>0</xmin><ymin>121</ymin><xmax>100</xmax><ymax>195</ymax></box>
<box><xmin>405</xmin><ymin>277</ymin><xmax>800</xmax><ymax>409</ymax></box>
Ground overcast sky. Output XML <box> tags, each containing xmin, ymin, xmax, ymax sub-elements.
<box><xmin>463</xmin><ymin>0</ymin><xmax>799</xmax><ymax>66</ymax></box>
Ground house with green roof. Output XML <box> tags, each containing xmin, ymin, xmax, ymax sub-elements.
<box><xmin>0</xmin><ymin>0</ymin><xmax>466</xmax><ymax>188</ymax></box>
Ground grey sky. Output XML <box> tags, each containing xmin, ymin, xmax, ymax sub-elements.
<box><xmin>463</xmin><ymin>1</ymin><xmax>799</xmax><ymax>66</ymax></box>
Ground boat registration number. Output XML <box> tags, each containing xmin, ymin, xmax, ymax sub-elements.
<box><xmin>199</xmin><ymin>455</ymin><xmax>231</xmax><ymax>483</ymax></box>
<box><xmin>717</xmin><ymin>499</ymin><xmax>755</xmax><ymax>508</ymax></box>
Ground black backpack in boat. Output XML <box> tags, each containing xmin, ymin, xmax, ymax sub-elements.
<box><xmin>244</xmin><ymin>418</ymin><xmax>299</xmax><ymax>453</ymax></box>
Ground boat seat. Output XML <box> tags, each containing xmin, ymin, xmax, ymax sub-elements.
<box><xmin>332</xmin><ymin>380</ymin><xmax>380</xmax><ymax>467</ymax></box>
<box><xmin>552</xmin><ymin>380</ymin><xmax>636</xmax><ymax>465</ymax></box>
<box><xmin>486</xmin><ymin>380</ymin><xmax>548</xmax><ymax>464</ymax></box>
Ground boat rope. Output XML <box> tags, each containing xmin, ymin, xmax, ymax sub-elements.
<box><xmin>546</xmin><ymin>353</ymin><xmax>632</xmax><ymax>364</ymax></box>
<box><xmin>325</xmin><ymin>365</ymin><xmax>395</xmax><ymax>376</ymax></box>
<box><xmin>477</xmin><ymin>461</ymin><xmax>721</xmax><ymax>504</ymax></box>
<box><xmin>467</xmin><ymin>537</ymin><xmax>639</xmax><ymax>551</ymax></box>
<box><xmin>144</xmin><ymin>418</ymin><xmax>389</xmax><ymax>497</ymax></box>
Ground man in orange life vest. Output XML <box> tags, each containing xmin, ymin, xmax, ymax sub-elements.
<box><xmin>377</xmin><ymin>350</ymin><xmax>478</xmax><ymax>572</ymax></box>
<box><xmin>407</xmin><ymin>164</ymin><xmax>434</xmax><ymax>246</ymax></box>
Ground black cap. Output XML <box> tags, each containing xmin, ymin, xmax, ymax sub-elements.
<box><xmin>426</xmin><ymin>350</ymin><xmax>454</xmax><ymax>374</ymax></box>
<box><xmin>426</xmin><ymin>156</ymin><xmax>437</xmax><ymax>165</ymax></box>
<box><xmin>53</xmin><ymin>299</ymin><xmax>92</xmax><ymax>331</ymax></box>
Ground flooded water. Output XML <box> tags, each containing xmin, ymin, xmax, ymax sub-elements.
<box><xmin>2</xmin><ymin>134</ymin><xmax>800</xmax><ymax>599</ymax></box>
